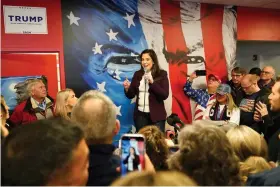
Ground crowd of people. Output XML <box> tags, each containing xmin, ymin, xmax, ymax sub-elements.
<box><xmin>1</xmin><ymin>49</ymin><xmax>280</xmax><ymax>186</ymax></box>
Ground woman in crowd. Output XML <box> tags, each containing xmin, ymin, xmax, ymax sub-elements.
<box><xmin>123</xmin><ymin>147</ymin><xmax>140</xmax><ymax>172</ymax></box>
<box><xmin>168</xmin><ymin>121</ymin><xmax>242</xmax><ymax>186</ymax></box>
<box><xmin>203</xmin><ymin>84</ymin><xmax>240</xmax><ymax>130</ymax></box>
<box><xmin>111</xmin><ymin>171</ymin><xmax>197</xmax><ymax>186</ymax></box>
<box><xmin>123</xmin><ymin>49</ymin><xmax>169</xmax><ymax>132</ymax></box>
<box><xmin>239</xmin><ymin>156</ymin><xmax>271</xmax><ymax>183</ymax></box>
<box><xmin>1</xmin><ymin>95</ymin><xmax>10</xmax><ymax>138</ymax></box>
<box><xmin>226</xmin><ymin>125</ymin><xmax>269</xmax><ymax>161</ymax></box>
<box><xmin>54</xmin><ymin>88</ymin><xmax>78</xmax><ymax>120</ymax></box>
<box><xmin>138</xmin><ymin>126</ymin><xmax>169</xmax><ymax>171</ymax></box>
<box><xmin>227</xmin><ymin>125</ymin><xmax>272</xmax><ymax>182</ymax></box>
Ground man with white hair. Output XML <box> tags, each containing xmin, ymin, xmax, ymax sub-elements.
<box><xmin>258</xmin><ymin>66</ymin><xmax>275</xmax><ymax>90</ymax></box>
<box><xmin>71</xmin><ymin>90</ymin><xmax>121</xmax><ymax>186</ymax></box>
<box><xmin>9</xmin><ymin>79</ymin><xmax>54</xmax><ymax>126</ymax></box>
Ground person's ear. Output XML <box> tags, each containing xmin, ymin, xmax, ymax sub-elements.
<box><xmin>114</xmin><ymin>119</ymin><xmax>120</xmax><ymax>135</ymax></box>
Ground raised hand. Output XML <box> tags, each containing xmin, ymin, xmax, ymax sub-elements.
<box><xmin>123</xmin><ymin>78</ymin><xmax>131</xmax><ymax>91</ymax></box>
<box><xmin>189</xmin><ymin>72</ymin><xmax>198</xmax><ymax>82</ymax></box>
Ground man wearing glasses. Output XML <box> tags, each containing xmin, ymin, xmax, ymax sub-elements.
<box><xmin>227</xmin><ymin>67</ymin><xmax>247</xmax><ymax>106</ymax></box>
<box><xmin>239</xmin><ymin>74</ymin><xmax>270</xmax><ymax>134</ymax></box>
<box><xmin>259</xmin><ymin>66</ymin><xmax>275</xmax><ymax>90</ymax></box>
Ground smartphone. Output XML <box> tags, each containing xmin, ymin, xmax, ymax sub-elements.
<box><xmin>195</xmin><ymin>70</ymin><xmax>207</xmax><ymax>76</ymax></box>
<box><xmin>120</xmin><ymin>134</ymin><xmax>145</xmax><ymax>176</ymax></box>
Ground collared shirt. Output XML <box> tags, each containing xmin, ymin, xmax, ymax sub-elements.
<box><xmin>32</xmin><ymin>98</ymin><xmax>46</xmax><ymax>110</ymax></box>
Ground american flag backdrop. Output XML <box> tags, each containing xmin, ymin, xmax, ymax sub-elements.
<box><xmin>61</xmin><ymin>0</ymin><xmax>237</xmax><ymax>143</ymax></box>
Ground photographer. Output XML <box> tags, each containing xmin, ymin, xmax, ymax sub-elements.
<box><xmin>183</xmin><ymin>72</ymin><xmax>221</xmax><ymax>120</ymax></box>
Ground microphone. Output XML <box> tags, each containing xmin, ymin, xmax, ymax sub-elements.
<box><xmin>167</xmin><ymin>114</ymin><xmax>183</xmax><ymax>131</ymax></box>
<box><xmin>143</xmin><ymin>67</ymin><xmax>150</xmax><ymax>84</ymax></box>
<box><xmin>172</xmin><ymin>114</ymin><xmax>185</xmax><ymax>128</ymax></box>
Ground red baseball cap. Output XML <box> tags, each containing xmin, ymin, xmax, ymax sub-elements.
<box><xmin>208</xmin><ymin>74</ymin><xmax>221</xmax><ymax>83</ymax></box>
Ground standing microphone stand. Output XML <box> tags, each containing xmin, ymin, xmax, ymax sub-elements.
<box><xmin>173</xmin><ymin>125</ymin><xmax>179</xmax><ymax>144</ymax></box>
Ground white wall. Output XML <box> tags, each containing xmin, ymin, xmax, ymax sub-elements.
<box><xmin>236</xmin><ymin>41</ymin><xmax>280</xmax><ymax>75</ymax></box>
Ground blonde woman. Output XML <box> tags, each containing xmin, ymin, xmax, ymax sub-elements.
<box><xmin>203</xmin><ymin>84</ymin><xmax>240</xmax><ymax>130</ymax></box>
<box><xmin>227</xmin><ymin>126</ymin><xmax>272</xmax><ymax>183</ymax></box>
<box><xmin>239</xmin><ymin>156</ymin><xmax>271</xmax><ymax>183</ymax></box>
<box><xmin>1</xmin><ymin>95</ymin><xmax>10</xmax><ymax>138</ymax></box>
<box><xmin>54</xmin><ymin>89</ymin><xmax>78</xmax><ymax>120</ymax></box>
<box><xmin>226</xmin><ymin>125</ymin><xmax>269</xmax><ymax>161</ymax></box>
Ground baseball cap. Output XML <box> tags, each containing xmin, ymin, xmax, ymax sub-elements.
<box><xmin>208</xmin><ymin>74</ymin><xmax>221</xmax><ymax>83</ymax></box>
<box><xmin>216</xmin><ymin>84</ymin><xmax>231</xmax><ymax>95</ymax></box>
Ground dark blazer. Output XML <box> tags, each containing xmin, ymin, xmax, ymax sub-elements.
<box><xmin>125</xmin><ymin>69</ymin><xmax>169</xmax><ymax>122</ymax></box>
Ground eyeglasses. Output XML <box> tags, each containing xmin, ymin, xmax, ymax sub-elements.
<box><xmin>261</xmin><ymin>71</ymin><xmax>272</xmax><ymax>75</ymax></box>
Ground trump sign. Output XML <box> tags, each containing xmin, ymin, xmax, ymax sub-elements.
<box><xmin>3</xmin><ymin>6</ymin><xmax>48</xmax><ymax>34</ymax></box>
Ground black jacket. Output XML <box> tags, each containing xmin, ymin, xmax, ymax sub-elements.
<box><xmin>247</xmin><ymin>166</ymin><xmax>280</xmax><ymax>186</ymax></box>
<box><xmin>227</xmin><ymin>80</ymin><xmax>245</xmax><ymax>106</ymax></box>
<box><xmin>87</xmin><ymin>144</ymin><xmax>120</xmax><ymax>186</ymax></box>
<box><xmin>240</xmin><ymin>88</ymin><xmax>271</xmax><ymax>134</ymax></box>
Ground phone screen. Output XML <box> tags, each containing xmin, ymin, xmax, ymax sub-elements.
<box><xmin>195</xmin><ymin>70</ymin><xmax>207</xmax><ymax>76</ymax></box>
<box><xmin>120</xmin><ymin>134</ymin><xmax>145</xmax><ymax>176</ymax></box>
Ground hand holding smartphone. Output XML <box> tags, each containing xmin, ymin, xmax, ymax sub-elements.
<box><xmin>120</xmin><ymin>134</ymin><xmax>145</xmax><ymax>176</ymax></box>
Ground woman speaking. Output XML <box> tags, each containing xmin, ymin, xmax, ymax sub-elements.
<box><xmin>123</xmin><ymin>49</ymin><xmax>169</xmax><ymax>132</ymax></box>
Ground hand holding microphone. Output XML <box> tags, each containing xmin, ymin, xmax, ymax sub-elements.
<box><xmin>144</xmin><ymin>68</ymin><xmax>153</xmax><ymax>84</ymax></box>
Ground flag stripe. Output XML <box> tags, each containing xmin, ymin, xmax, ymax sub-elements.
<box><xmin>160</xmin><ymin>0</ymin><xmax>193</xmax><ymax>123</ymax></box>
<box><xmin>138</xmin><ymin>0</ymin><xmax>173</xmax><ymax>117</ymax></box>
<box><xmin>179</xmin><ymin>2</ymin><xmax>207</xmax><ymax>120</ymax></box>
<box><xmin>201</xmin><ymin>4</ymin><xmax>228</xmax><ymax>82</ymax></box>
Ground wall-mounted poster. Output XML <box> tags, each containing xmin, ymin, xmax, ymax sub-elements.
<box><xmin>3</xmin><ymin>6</ymin><xmax>48</xmax><ymax>34</ymax></box>
<box><xmin>1</xmin><ymin>76</ymin><xmax>41</xmax><ymax>110</ymax></box>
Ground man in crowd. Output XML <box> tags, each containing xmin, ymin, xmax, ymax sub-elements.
<box><xmin>247</xmin><ymin>82</ymin><xmax>280</xmax><ymax>185</ymax></box>
<box><xmin>227</xmin><ymin>67</ymin><xmax>247</xmax><ymax>106</ymax></box>
<box><xmin>183</xmin><ymin>72</ymin><xmax>221</xmax><ymax>120</ymax></box>
<box><xmin>71</xmin><ymin>90</ymin><xmax>121</xmax><ymax>186</ymax></box>
<box><xmin>249</xmin><ymin>67</ymin><xmax>262</xmax><ymax>77</ymax></box>
<box><xmin>255</xmin><ymin>80</ymin><xmax>280</xmax><ymax>162</ymax></box>
<box><xmin>258</xmin><ymin>66</ymin><xmax>275</xmax><ymax>90</ymax></box>
<box><xmin>1</xmin><ymin>117</ymin><xmax>89</xmax><ymax>186</ymax></box>
<box><xmin>9</xmin><ymin>79</ymin><xmax>54</xmax><ymax>126</ymax></box>
<box><xmin>239</xmin><ymin>74</ymin><xmax>270</xmax><ymax>134</ymax></box>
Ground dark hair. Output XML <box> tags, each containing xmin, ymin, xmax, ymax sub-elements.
<box><xmin>139</xmin><ymin>126</ymin><xmax>169</xmax><ymax>170</ymax></box>
<box><xmin>249</xmin><ymin>67</ymin><xmax>261</xmax><ymax>76</ymax></box>
<box><xmin>129</xmin><ymin>147</ymin><xmax>137</xmax><ymax>156</ymax></box>
<box><xmin>1</xmin><ymin>117</ymin><xmax>84</xmax><ymax>186</ymax></box>
<box><xmin>168</xmin><ymin>122</ymin><xmax>242</xmax><ymax>186</ymax></box>
<box><xmin>232</xmin><ymin>67</ymin><xmax>247</xmax><ymax>75</ymax></box>
<box><xmin>140</xmin><ymin>49</ymin><xmax>161</xmax><ymax>78</ymax></box>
